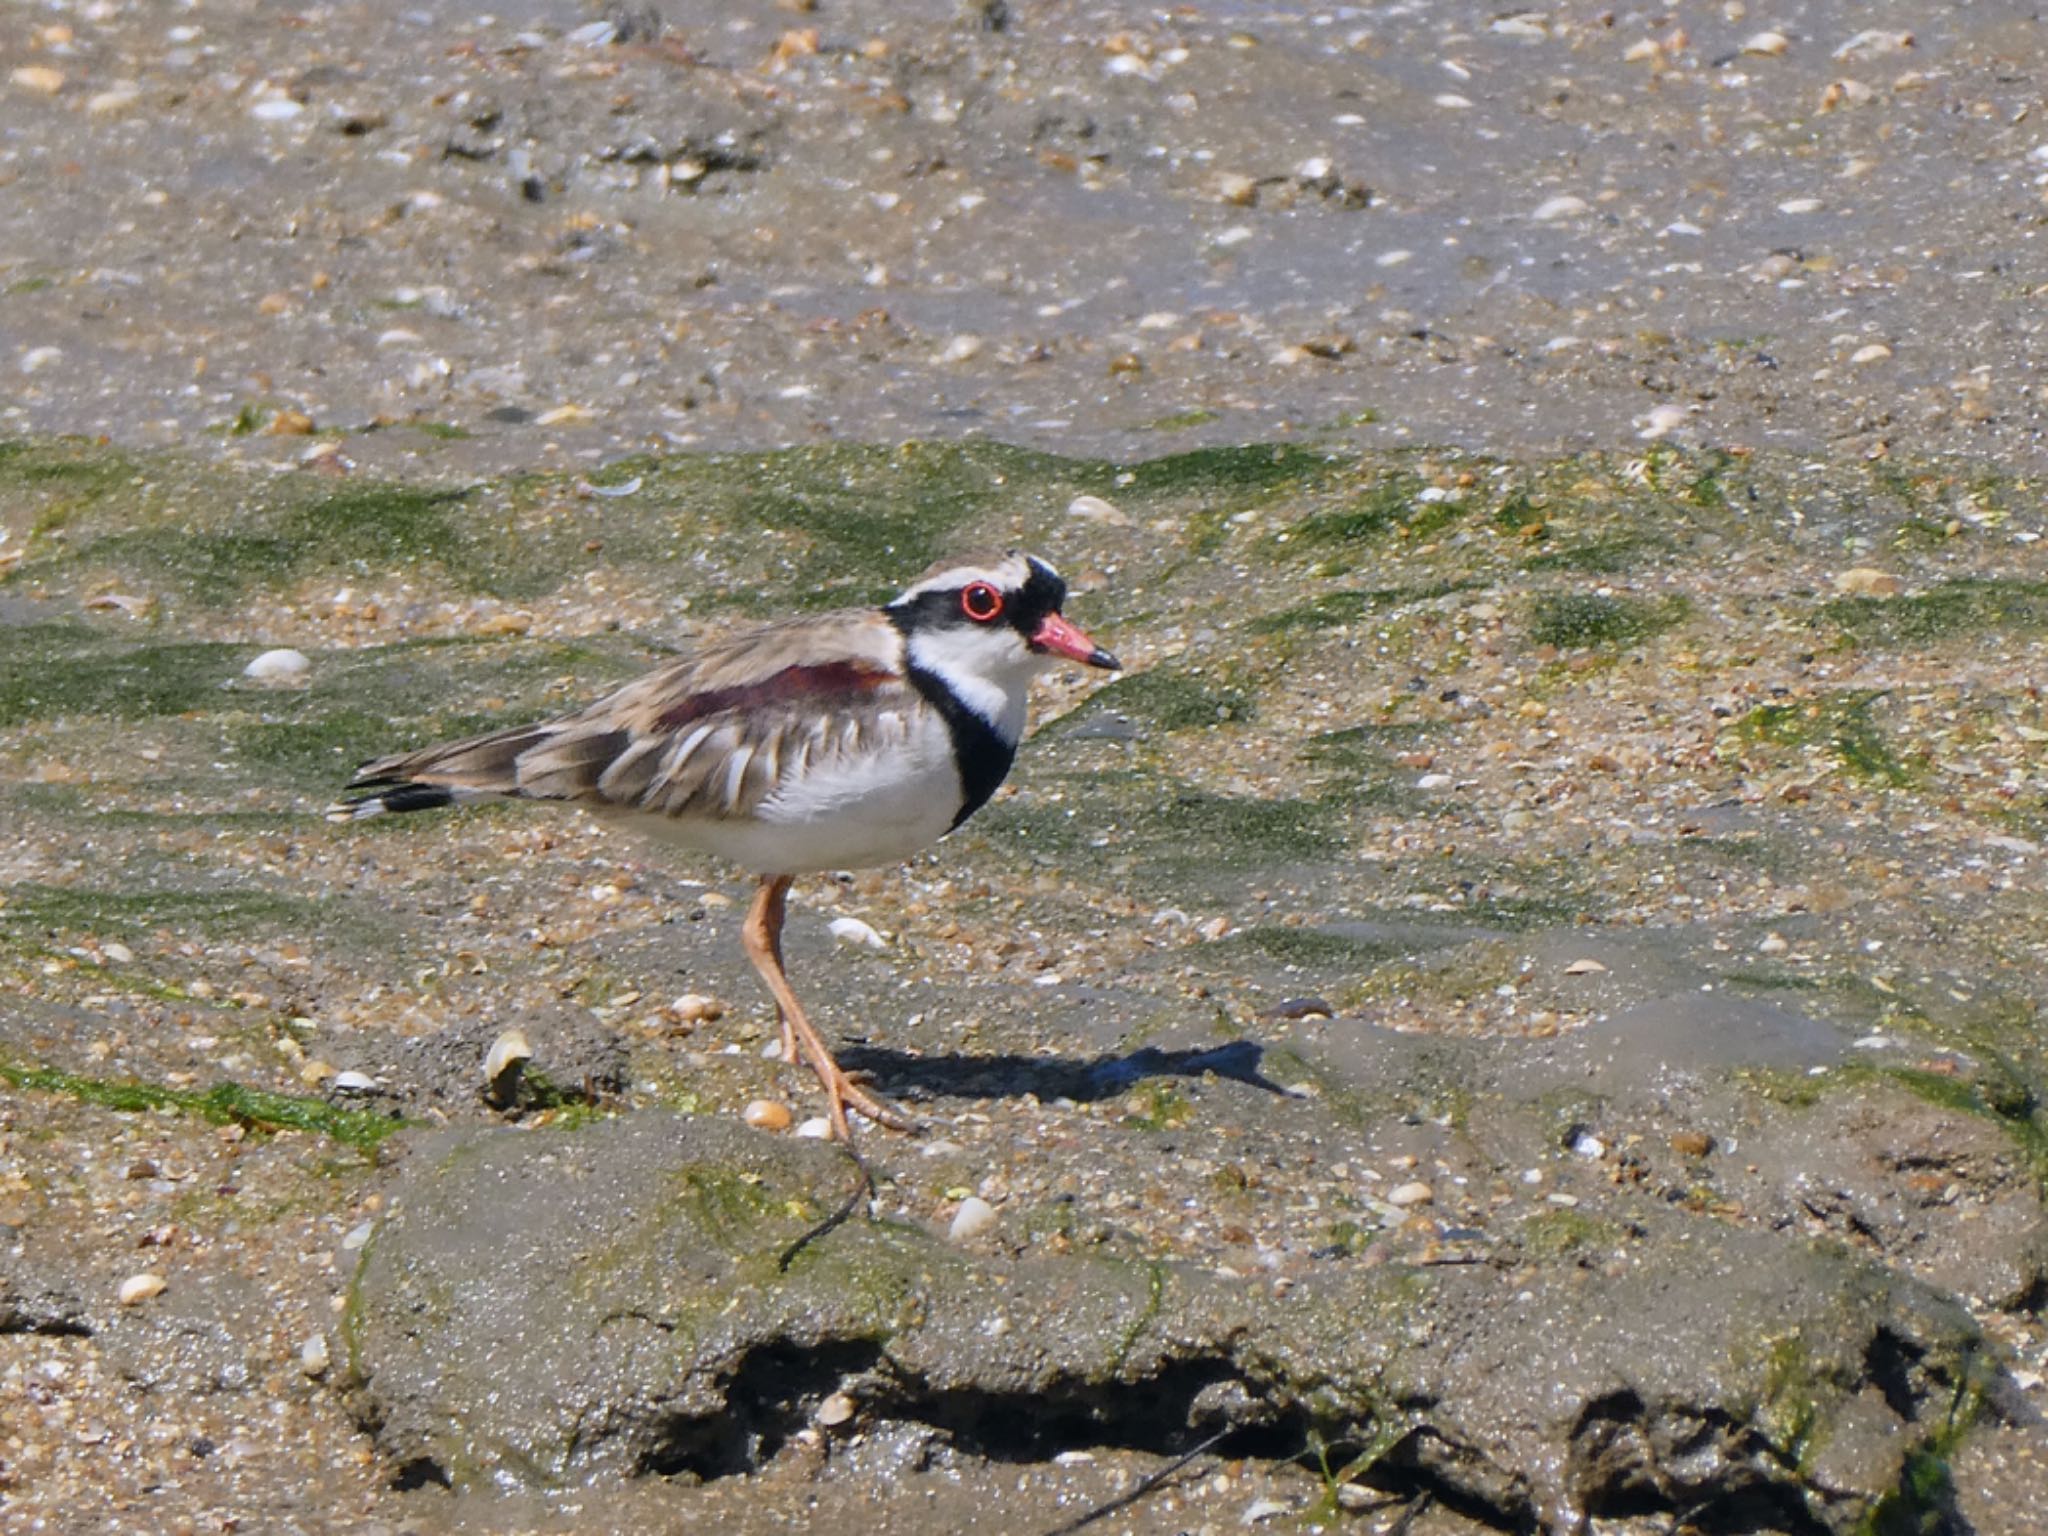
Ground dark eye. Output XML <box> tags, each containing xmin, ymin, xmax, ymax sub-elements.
<box><xmin>960</xmin><ymin>582</ymin><xmax>1005</xmax><ymax>622</ymax></box>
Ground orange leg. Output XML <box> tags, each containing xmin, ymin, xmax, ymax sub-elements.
<box><xmin>741</xmin><ymin>874</ymin><xmax>916</xmax><ymax>1140</ymax></box>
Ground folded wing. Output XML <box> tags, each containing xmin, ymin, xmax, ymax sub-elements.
<box><xmin>326</xmin><ymin>610</ymin><xmax>910</xmax><ymax>825</ymax></box>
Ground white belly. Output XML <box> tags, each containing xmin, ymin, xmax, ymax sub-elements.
<box><xmin>621</xmin><ymin>713</ymin><xmax>964</xmax><ymax>875</ymax></box>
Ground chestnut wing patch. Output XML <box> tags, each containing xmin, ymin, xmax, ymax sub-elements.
<box><xmin>652</xmin><ymin>659</ymin><xmax>896</xmax><ymax>731</ymax></box>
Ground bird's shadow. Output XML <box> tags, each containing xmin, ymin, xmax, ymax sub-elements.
<box><xmin>834</xmin><ymin>1038</ymin><xmax>1298</xmax><ymax>1108</ymax></box>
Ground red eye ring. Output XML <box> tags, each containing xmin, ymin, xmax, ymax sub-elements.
<box><xmin>961</xmin><ymin>581</ymin><xmax>1005</xmax><ymax>622</ymax></box>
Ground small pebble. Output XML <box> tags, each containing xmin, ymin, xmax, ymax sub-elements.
<box><xmin>742</xmin><ymin>1099</ymin><xmax>793</xmax><ymax>1132</ymax></box>
<box><xmin>1387</xmin><ymin>1181</ymin><xmax>1434</xmax><ymax>1208</ymax></box>
<box><xmin>1850</xmin><ymin>343</ymin><xmax>1893</xmax><ymax>364</ymax></box>
<box><xmin>1571</xmin><ymin>1132</ymin><xmax>1607</xmax><ymax>1159</ymax></box>
<box><xmin>1758</xmin><ymin>932</ymin><xmax>1790</xmax><ymax>956</ymax></box>
<box><xmin>795</xmin><ymin>1116</ymin><xmax>833</xmax><ymax>1139</ymax></box>
<box><xmin>250</xmin><ymin>96</ymin><xmax>305</xmax><ymax>121</ymax></box>
<box><xmin>948</xmin><ymin>1195</ymin><xmax>998</xmax><ymax>1241</ymax></box>
<box><xmin>299</xmin><ymin>1334</ymin><xmax>331</xmax><ymax>1377</ymax></box>
<box><xmin>1670</xmin><ymin>1130</ymin><xmax>1715</xmax><ymax>1158</ymax></box>
<box><xmin>242</xmin><ymin>648</ymin><xmax>311</xmax><ymax>688</ymax></box>
<box><xmin>118</xmin><ymin>1273</ymin><xmax>166</xmax><ymax>1306</ymax></box>
<box><xmin>1833</xmin><ymin>567</ymin><xmax>1901</xmax><ymax>597</ymax></box>
<box><xmin>829</xmin><ymin>916</ymin><xmax>887</xmax><ymax>950</ymax></box>
<box><xmin>1742</xmin><ymin>31</ymin><xmax>1790</xmax><ymax>56</ymax></box>
<box><xmin>102</xmin><ymin>942</ymin><xmax>134</xmax><ymax>965</ymax></box>
<box><xmin>937</xmin><ymin>335</ymin><xmax>983</xmax><ymax>364</ymax></box>
<box><xmin>1263</xmin><ymin>996</ymin><xmax>1334</xmax><ymax>1021</ymax></box>
<box><xmin>1531</xmin><ymin>194</ymin><xmax>1588</xmax><ymax>221</ymax></box>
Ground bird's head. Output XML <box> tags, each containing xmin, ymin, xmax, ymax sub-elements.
<box><xmin>886</xmin><ymin>551</ymin><xmax>1119</xmax><ymax>726</ymax></box>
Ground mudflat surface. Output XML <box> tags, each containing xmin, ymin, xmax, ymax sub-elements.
<box><xmin>4</xmin><ymin>1</ymin><xmax>2046</xmax><ymax>475</ymax></box>
<box><xmin>5</xmin><ymin>4</ymin><xmax>2048</xmax><ymax>1535</ymax></box>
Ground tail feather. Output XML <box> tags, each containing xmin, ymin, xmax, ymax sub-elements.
<box><xmin>324</xmin><ymin>721</ymin><xmax>555</xmax><ymax>823</ymax></box>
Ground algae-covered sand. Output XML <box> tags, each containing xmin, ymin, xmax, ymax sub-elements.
<box><xmin>5</xmin><ymin>434</ymin><xmax>2048</xmax><ymax>1532</ymax></box>
<box><xmin>8</xmin><ymin>0</ymin><xmax>2048</xmax><ymax>1529</ymax></box>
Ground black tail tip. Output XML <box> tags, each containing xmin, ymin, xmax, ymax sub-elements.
<box><xmin>324</xmin><ymin>783</ymin><xmax>458</xmax><ymax>822</ymax></box>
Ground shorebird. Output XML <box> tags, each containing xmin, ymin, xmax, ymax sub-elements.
<box><xmin>326</xmin><ymin>551</ymin><xmax>1118</xmax><ymax>1138</ymax></box>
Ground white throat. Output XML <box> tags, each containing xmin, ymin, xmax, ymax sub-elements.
<box><xmin>905</xmin><ymin>628</ymin><xmax>1040</xmax><ymax>744</ymax></box>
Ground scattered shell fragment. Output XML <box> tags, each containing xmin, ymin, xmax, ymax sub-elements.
<box><xmin>742</xmin><ymin>1099</ymin><xmax>793</xmax><ymax>1132</ymax></box>
<box><xmin>331</xmin><ymin>1070</ymin><xmax>377</xmax><ymax>1094</ymax></box>
<box><xmin>948</xmin><ymin>1195</ymin><xmax>998</xmax><ymax>1241</ymax></box>
<box><xmin>242</xmin><ymin>648</ymin><xmax>311</xmax><ymax>688</ymax></box>
<box><xmin>118</xmin><ymin>1273</ymin><xmax>167</xmax><ymax>1306</ymax></box>
<box><xmin>1850</xmin><ymin>343</ymin><xmax>1892</xmax><ymax>364</ymax></box>
<box><xmin>937</xmin><ymin>334</ymin><xmax>983</xmax><ymax>364</ymax></box>
<box><xmin>1211</xmin><ymin>171</ymin><xmax>1259</xmax><ymax>206</ymax></box>
<box><xmin>250</xmin><ymin>96</ymin><xmax>306</xmax><ymax>122</ymax></box>
<box><xmin>10</xmin><ymin>66</ymin><xmax>66</xmax><ymax>96</ymax></box>
<box><xmin>1066</xmin><ymin>494</ymin><xmax>1131</xmax><ymax>526</ymax></box>
<box><xmin>795</xmin><ymin>1116</ymin><xmax>833</xmax><ymax>1139</ymax></box>
<box><xmin>20</xmin><ymin>345</ymin><xmax>63</xmax><ymax>374</ymax></box>
<box><xmin>1742</xmin><ymin>32</ymin><xmax>1790</xmax><ymax>56</ymax></box>
<box><xmin>1758</xmin><ymin>932</ymin><xmax>1791</xmax><ymax>956</ymax></box>
<box><xmin>482</xmin><ymin>1029</ymin><xmax>532</xmax><ymax>1106</ymax></box>
<box><xmin>816</xmin><ymin>1391</ymin><xmax>858</xmax><ymax>1427</ymax></box>
<box><xmin>1387</xmin><ymin>1182</ymin><xmax>1435</xmax><ymax>1208</ymax></box>
<box><xmin>536</xmin><ymin>403</ymin><xmax>597</xmax><ymax>427</ymax></box>
<box><xmin>671</xmin><ymin>993</ymin><xmax>726</xmax><ymax>1024</ymax></box>
<box><xmin>1834</xmin><ymin>568</ymin><xmax>1902</xmax><ymax>597</ymax></box>
<box><xmin>1531</xmin><ymin>195</ymin><xmax>1588</xmax><ymax>222</ymax></box>
<box><xmin>299</xmin><ymin>1334</ymin><xmax>332</xmax><ymax>1377</ymax></box>
<box><xmin>1562</xmin><ymin>958</ymin><xmax>1608</xmax><ymax>975</ymax></box>
<box><xmin>1637</xmin><ymin>404</ymin><xmax>1689</xmax><ymax>440</ymax></box>
<box><xmin>829</xmin><ymin>916</ymin><xmax>887</xmax><ymax>950</ymax></box>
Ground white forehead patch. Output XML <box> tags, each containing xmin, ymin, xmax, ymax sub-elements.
<box><xmin>894</xmin><ymin>551</ymin><xmax>1036</xmax><ymax>603</ymax></box>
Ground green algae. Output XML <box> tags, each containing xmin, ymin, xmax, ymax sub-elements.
<box><xmin>1826</xmin><ymin>578</ymin><xmax>2048</xmax><ymax>647</ymax></box>
<box><xmin>1527</xmin><ymin>591</ymin><xmax>1689</xmax><ymax>650</ymax></box>
<box><xmin>1730</xmin><ymin>690</ymin><xmax>1916</xmax><ymax>785</ymax></box>
<box><xmin>0</xmin><ymin>1060</ymin><xmax>402</xmax><ymax>1151</ymax></box>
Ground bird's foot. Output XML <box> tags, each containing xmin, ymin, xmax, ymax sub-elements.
<box><xmin>820</xmin><ymin>1068</ymin><xmax>920</xmax><ymax>1139</ymax></box>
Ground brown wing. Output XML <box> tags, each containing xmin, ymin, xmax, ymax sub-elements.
<box><xmin>328</xmin><ymin>609</ymin><xmax>910</xmax><ymax>823</ymax></box>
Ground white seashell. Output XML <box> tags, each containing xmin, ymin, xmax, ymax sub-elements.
<box><xmin>948</xmin><ymin>1196</ymin><xmax>997</xmax><ymax>1241</ymax></box>
<box><xmin>250</xmin><ymin>97</ymin><xmax>305</xmax><ymax>121</ymax></box>
<box><xmin>1562</xmin><ymin>957</ymin><xmax>1607</xmax><ymax>975</ymax></box>
<box><xmin>242</xmin><ymin>648</ymin><xmax>310</xmax><ymax>688</ymax></box>
<box><xmin>795</xmin><ymin>1117</ymin><xmax>833</xmax><ymax>1139</ymax></box>
<box><xmin>331</xmin><ymin>1070</ymin><xmax>377</xmax><ymax>1093</ymax></box>
<box><xmin>118</xmin><ymin>1273</ymin><xmax>166</xmax><ymax>1305</ymax></box>
<box><xmin>1742</xmin><ymin>31</ymin><xmax>1790</xmax><ymax>56</ymax></box>
<box><xmin>815</xmin><ymin>1390</ymin><xmax>857</xmax><ymax>1427</ymax></box>
<box><xmin>1066</xmin><ymin>494</ymin><xmax>1129</xmax><ymax>525</ymax></box>
<box><xmin>299</xmin><ymin>1334</ymin><xmax>331</xmax><ymax>1377</ymax></box>
<box><xmin>1388</xmin><ymin>1181</ymin><xmax>1434</xmax><ymax>1207</ymax></box>
<box><xmin>828</xmin><ymin>917</ymin><xmax>887</xmax><ymax>951</ymax></box>
<box><xmin>482</xmin><ymin>1030</ymin><xmax>531</xmax><ymax>1104</ymax></box>
<box><xmin>1531</xmin><ymin>195</ymin><xmax>1588</xmax><ymax>222</ymax></box>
